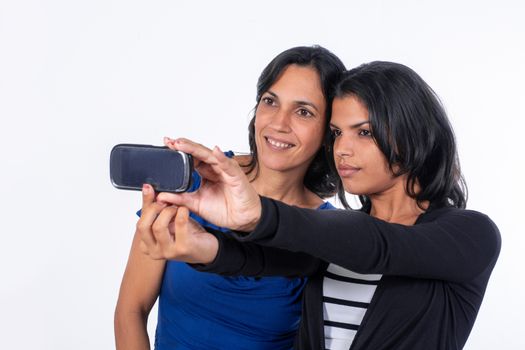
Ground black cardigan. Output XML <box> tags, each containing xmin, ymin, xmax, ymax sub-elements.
<box><xmin>196</xmin><ymin>197</ymin><xmax>501</xmax><ymax>349</ymax></box>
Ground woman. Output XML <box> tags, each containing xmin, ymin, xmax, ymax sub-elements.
<box><xmin>114</xmin><ymin>46</ymin><xmax>346</xmax><ymax>349</ymax></box>
<box><xmin>146</xmin><ymin>61</ymin><xmax>501</xmax><ymax>349</ymax></box>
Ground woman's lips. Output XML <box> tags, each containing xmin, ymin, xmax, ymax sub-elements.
<box><xmin>264</xmin><ymin>136</ymin><xmax>295</xmax><ymax>150</ymax></box>
<box><xmin>337</xmin><ymin>164</ymin><xmax>360</xmax><ymax>177</ymax></box>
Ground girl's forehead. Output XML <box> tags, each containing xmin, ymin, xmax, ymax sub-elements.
<box><xmin>331</xmin><ymin>96</ymin><xmax>369</xmax><ymax>125</ymax></box>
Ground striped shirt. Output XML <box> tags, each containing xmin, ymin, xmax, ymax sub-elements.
<box><xmin>323</xmin><ymin>264</ymin><xmax>382</xmax><ymax>350</ymax></box>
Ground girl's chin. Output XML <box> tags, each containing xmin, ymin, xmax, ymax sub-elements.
<box><xmin>341</xmin><ymin>184</ymin><xmax>365</xmax><ymax>196</ymax></box>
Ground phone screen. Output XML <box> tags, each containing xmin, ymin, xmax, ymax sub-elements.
<box><xmin>110</xmin><ymin>144</ymin><xmax>192</xmax><ymax>192</ymax></box>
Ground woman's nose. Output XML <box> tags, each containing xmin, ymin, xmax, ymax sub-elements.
<box><xmin>270</xmin><ymin>109</ymin><xmax>292</xmax><ymax>132</ymax></box>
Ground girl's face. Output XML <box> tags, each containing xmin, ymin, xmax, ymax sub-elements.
<box><xmin>254</xmin><ymin>64</ymin><xmax>326</xmax><ymax>176</ymax></box>
<box><xmin>330</xmin><ymin>95</ymin><xmax>404</xmax><ymax>197</ymax></box>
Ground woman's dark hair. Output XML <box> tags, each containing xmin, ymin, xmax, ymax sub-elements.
<box><xmin>245</xmin><ymin>45</ymin><xmax>346</xmax><ymax>198</ymax></box>
<box><xmin>331</xmin><ymin>61</ymin><xmax>467</xmax><ymax>210</ymax></box>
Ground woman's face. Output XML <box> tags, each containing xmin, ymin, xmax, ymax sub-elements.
<box><xmin>254</xmin><ymin>64</ymin><xmax>326</xmax><ymax>176</ymax></box>
<box><xmin>330</xmin><ymin>95</ymin><xmax>404</xmax><ymax>196</ymax></box>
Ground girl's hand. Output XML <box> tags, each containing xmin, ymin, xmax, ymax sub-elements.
<box><xmin>155</xmin><ymin>137</ymin><xmax>262</xmax><ymax>232</ymax></box>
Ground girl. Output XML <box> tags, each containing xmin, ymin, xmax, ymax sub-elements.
<box><xmin>147</xmin><ymin>61</ymin><xmax>501</xmax><ymax>350</ymax></box>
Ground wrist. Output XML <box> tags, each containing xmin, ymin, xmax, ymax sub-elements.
<box><xmin>236</xmin><ymin>198</ymin><xmax>262</xmax><ymax>232</ymax></box>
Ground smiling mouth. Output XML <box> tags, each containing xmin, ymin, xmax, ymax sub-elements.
<box><xmin>265</xmin><ymin>136</ymin><xmax>295</xmax><ymax>150</ymax></box>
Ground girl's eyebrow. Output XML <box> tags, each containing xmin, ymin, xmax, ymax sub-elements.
<box><xmin>265</xmin><ymin>90</ymin><xmax>320</xmax><ymax>113</ymax></box>
<box><xmin>330</xmin><ymin>120</ymin><xmax>370</xmax><ymax>129</ymax></box>
<box><xmin>350</xmin><ymin>120</ymin><xmax>370</xmax><ymax>128</ymax></box>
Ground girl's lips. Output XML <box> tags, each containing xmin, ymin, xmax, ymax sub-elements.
<box><xmin>337</xmin><ymin>165</ymin><xmax>360</xmax><ymax>177</ymax></box>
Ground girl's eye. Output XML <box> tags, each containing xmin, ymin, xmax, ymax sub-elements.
<box><xmin>359</xmin><ymin>129</ymin><xmax>372</xmax><ymax>137</ymax></box>
<box><xmin>330</xmin><ymin>128</ymin><xmax>342</xmax><ymax>138</ymax></box>
<box><xmin>262</xmin><ymin>97</ymin><xmax>275</xmax><ymax>105</ymax></box>
<box><xmin>297</xmin><ymin>108</ymin><xmax>313</xmax><ymax>118</ymax></box>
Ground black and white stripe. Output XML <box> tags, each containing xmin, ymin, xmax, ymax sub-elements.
<box><xmin>322</xmin><ymin>264</ymin><xmax>382</xmax><ymax>350</ymax></box>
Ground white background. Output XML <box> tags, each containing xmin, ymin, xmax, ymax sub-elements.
<box><xmin>1</xmin><ymin>0</ymin><xmax>524</xmax><ymax>349</ymax></box>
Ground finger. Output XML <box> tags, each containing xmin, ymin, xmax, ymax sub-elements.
<box><xmin>156</xmin><ymin>191</ymin><xmax>199</xmax><ymax>213</ymax></box>
<box><xmin>142</xmin><ymin>183</ymin><xmax>156</xmax><ymax>206</ymax></box>
<box><xmin>140</xmin><ymin>185</ymin><xmax>168</xmax><ymax>219</ymax></box>
<box><xmin>139</xmin><ymin>202</ymin><xmax>168</xmax><ymax>231</ymax></box>
<box><xmin>153</xmin><ymin>206</ymin><xmax>179</xmax><ymax>247</ymax></box>
<box><xmin>195</xmin><ymin>162</ymin><xmax>221</xmax><ymax>182</ymax></box>
<box><xmin>212</xmin><ymin>146</ymin><xmax>245</xmax><ymax>179</ymax></box>
<box><xmin>163</xmin><ymin>136</ymin><xmax>174</xmax><ymax>147</ymax></box>
<box><xmin>174</xmin><ymin>207</ymin><xmax>220</xmax><ymax>264</ymax></box>
<box><xmin>165</xmin><ymin>136</ymin><xmax>204</xmax><ymax>169</ymax></box>
<box><xmin>171</xmin><ymin>138</ymin><xmax>219</xmax><ymax>166</ymax></box>
<box><xmin>140</xmin><ymin>184</ymin><xmax>168</xmax><ymax>217</ymax></box>
<box><xmin>173</xmin><ymin>207</ymin><xmax>204</xmax><ymax>259</ymax></box>
<box><xmin>137</xmin><ymin>185</ymin><xmax>168</xmax><ymax>249</ymax></box>
<box><xmin>174</xmin><ymin>206</ymin><xmax>191</xmax><ymax>236</ymax></box>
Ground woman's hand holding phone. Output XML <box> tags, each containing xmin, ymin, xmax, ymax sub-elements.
<box><xmin>137</xmin><ymin>184</ymin><xmax>219</xmax><ymax>264</ymax></box>
<box><xmin>155</xmin><ymin>137</ymin><xmax>262</xmax><ymax>232</ymax></box>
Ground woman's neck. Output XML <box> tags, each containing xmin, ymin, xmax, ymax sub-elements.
<box><xmin>248</xmin><ymin>166</ymin><xmax>323</xmax><ymax>209</ymax></box>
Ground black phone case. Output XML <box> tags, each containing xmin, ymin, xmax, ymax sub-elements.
<box><xmin>110</xmin><ymin>143</ymin><xmax>193</xmax><ymax>193</ymax></box>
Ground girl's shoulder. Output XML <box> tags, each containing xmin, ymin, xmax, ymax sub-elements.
<box><xmin>422</xmin><ymin>206</ymin><xmax>497</xmax><ymax>228</ymax></box>
<box><xmin>421</xmin><ymin>206</ymin><xmax>501</xmax><ymax>252</ymax></box>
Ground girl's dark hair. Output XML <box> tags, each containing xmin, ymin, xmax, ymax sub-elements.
<box><xmin>245</xmin><ymin>45</ymin><xmax>346</xmax><ymax>198</ymax></box>
<box><xmin>331</xmin><ymin>61</ymin><xmax>467</xmax><ymax>210</ymax></box>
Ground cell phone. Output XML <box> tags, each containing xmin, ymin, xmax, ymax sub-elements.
<box><xmin>110</xmin><ymin>143</ymin><xmax>193</xmax><ymax>193</ymax></box>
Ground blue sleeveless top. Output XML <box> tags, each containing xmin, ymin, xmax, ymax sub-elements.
<box><xmin>141</xmin><ymin>152</ymin><xmax>335</xmax><ymax>349</ymax></box>
<box><xmin>154</xmin><ymin>201</ymin><xmax>334</xmax><ymax>350</ymax></box>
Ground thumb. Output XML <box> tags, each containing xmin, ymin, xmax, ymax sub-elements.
<box><xmin>157</xmin><ymin>191</ymin><xmax>199</xmax><ymax>213</ymax></box>
<box><xmin>142</xmin><ymin>184</ymin><xmax>156</xmax><ymax>205</ymax></box>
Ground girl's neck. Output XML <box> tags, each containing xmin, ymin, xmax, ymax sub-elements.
<box><xmin>368</xmin><ymin>179</ymin><xmax>428</xmax><ymax>225</ymax></box>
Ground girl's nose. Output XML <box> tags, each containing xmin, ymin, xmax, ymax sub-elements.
<box><xmin>334</xmin><ymin>137</ymin><xmax>354</xmax><ymax>158</ymax></box>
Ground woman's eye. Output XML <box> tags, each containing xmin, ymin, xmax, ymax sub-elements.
<box><xmin>359</xmin><ymin>129</ymin><xmax>372</xmax><ymax>137</ymax></box>
<box><xmin>262</xmin><ymin>97</ymin><xmax>274</xmax><ymax>105</ymax></box>
<box><xmin>330</xmin><ymin>129</ymin><xmax>342</xmax><ymax>138</ymax></box>
<box><xmin>297</xmin><ymin>108</ymin><xmax>313</xmax><ymax>118</ymax></box>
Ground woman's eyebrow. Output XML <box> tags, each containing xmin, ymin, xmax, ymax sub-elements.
<box><xmin>265</xmin><ymin>91</ymin><xmax>278</xmax><ymax>99</ymax></box>
<box><xmin>296</xmin><ymin>100</ymin><xmax>320</xmax><ymax>113</ymax></box>
<box><xmin>265</xmin><ymin>90</ymin><xmax>320</xmax><ymax>113</ymax></box>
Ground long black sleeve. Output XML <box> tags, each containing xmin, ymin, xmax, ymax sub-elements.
<box><xmin>193</xmin><ymin>227</ymin><xmax>321</xmax><ymax>277</ymax></box>
<box><xmin>229</xmin><ymin>197</ymin><xmax>501</xmax><ymax>282</ymax></box>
